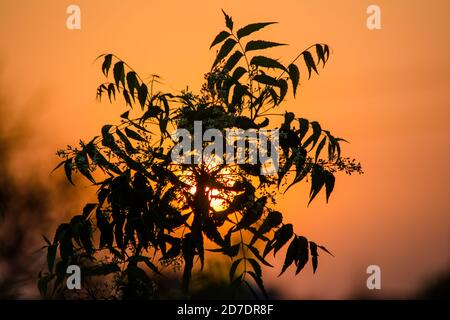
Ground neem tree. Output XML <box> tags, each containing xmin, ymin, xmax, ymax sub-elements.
<box><xmin>39</xmin><ymin>11</ymin><xmax>362</xmax><ymax>299</ymax></box>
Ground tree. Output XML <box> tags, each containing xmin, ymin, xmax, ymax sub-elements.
<box><xmin>39</xmin><ymin>10</ymin><xmax>362</xmax><ymax>299</ymax></box>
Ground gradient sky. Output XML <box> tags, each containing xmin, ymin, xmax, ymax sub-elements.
<box><xmin>0</xmin><ymin>0</ymin><xmax>449</xmax><ymax>298</ymax></box>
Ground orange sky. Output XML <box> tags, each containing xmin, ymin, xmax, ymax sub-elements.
<box><xmin>0</xmin><ymin>0</ymin><xmax>449</xmax><ymax>298</ymax></box>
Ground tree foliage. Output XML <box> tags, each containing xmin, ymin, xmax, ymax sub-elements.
<box><xmin>39</xmin><ymin>11</ymin><xmax>362</xmax><ymax>299</ymax></box>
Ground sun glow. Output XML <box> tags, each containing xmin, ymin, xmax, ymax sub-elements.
<box><xmin>183</xmin><ymin>155</ymin><xmax>237</xmax><ymax>211</ymax></box>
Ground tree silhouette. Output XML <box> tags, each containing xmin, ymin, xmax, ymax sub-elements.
<box><xmin>39</xmin><ymin>11</ymin><xmax>362</xmax><ymax>299</ymax></box>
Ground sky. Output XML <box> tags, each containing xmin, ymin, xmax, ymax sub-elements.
<box><xmin>0</xmin><ymin>0</ymin><xmax>449</xmax><ymax>298</ymax></box>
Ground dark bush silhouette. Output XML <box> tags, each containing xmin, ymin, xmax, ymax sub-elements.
<box><xmin>40</xmin><ymin>11</ymin><xmax>362</xmax><ymax>299</ymax></box>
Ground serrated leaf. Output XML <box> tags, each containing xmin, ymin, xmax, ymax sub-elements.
<box><xmin>213</xmin><ymin>38</ymin><xmax>237</xmax><ymax>68</ymax></box>
<box><xmin>295</xmin><ymin>236</ymin><xmax>309</xmax><ymax>275</ymax></box>
<box><xmin>278</xmin><ymin>79</ymin><xmax>288</xmax><ymax>102</ymax></box>
<box><xmin>324</xmin><ymin>171</ymin><xmax>335</xmax><ymax>203</ymax></box>
<box><xmin>138</xmin><ymin>84</ymin><xmax>148</xmax><ymax>109</ymax></box>
<box><xmin>316</xmin><ymin>44</ymin><xmax>325</xmax><ymax>67</ymax></box>
<box><xmin>308</xmin><ymin>165</ymin><xmax>325</xmax><ymax>205</ymax></box>
<box><xmin>247</xmin><ymin>271</ymin><xmax>269</xmax><ymax>299</ymax></box>
<box><xmin>236</xmin><ymin>22</ymin><xmax>277</xmax><ymax>39</ymax></box>
<box><xmin>298</xmin><ymin>118</ymin><xmax>309</xmax><ymax>142</ymax></box>
<box><xmin>303</xmin><ymin>121</ymin><xmax>322</xmax><ymax>150</ymax></box>
<box><xmin>210</xmin><ymin>30</ymin><xmax>231</xmax><ymax>49</ymax></box>
<box><xmin>105</xmin><ymin>83</ymin><xmax>115</xmax><ymax>103</ymax></box>
<box><xmin>273</xmin><ymin>224</ymin><xmax>294</xmax><ymax>255</ymax></box>
<box><xmin>223</xmin><ymin>50</ymin><xmax>243</xmax><ymax>72</ymax></box>
<box><xmin>303</xmin><ymin>51</ymin><xmax>318</xmax><ymax>79</ymax></box>
<box><xmin>253</xmin><ymin>74</ymin><xmax>279</xmax><ymax>87</ymax></box>
<box><xmin>250</xmin><ymin>56</ymin><xmax>287</xmax><ymax>71</ymax></box>
<box><xmin>102</xmin><ymin>54</ymin><xmax>112</xmax><ymax>77</ymax></box>
<box><xmin>288</xmin><ymin>64</ymin><xmax>300</xmax><ymax>97</ymax></box>
<box><xmin>122</xmin><ymin>89</ymin><xmax>132</xmax><ymax>107</ymax></box>
<box><xmin>245</xmin><ymin>40</ymin><xmax>286</xmax><ymax>52</ymax></box>
<box><xmin>248</xmin><ymin>258</ymin><xmax>262</xmax><ymax>278</ymax></box>
<box><xmin>230</xmin><ymin>258</ymin><xmax>242</xmax><ymax>281</ymax></box>
<box><xmin>315</xmin><ymin>137</ymin><xmax>327</xmax><ymax>162</ymax></box>
<box><xmin>113</xmin><ymin>61</ymin><xmax>125</xmax><ymax>89</ymax></box>
<box><xmin>247</xmin><ymin>245</ymin><xmax>273</xmax><ymax>267</ymax></box>
<box><xmin>126</xmin><ymin>71</ymin><xmax>139</xmax><ymax>99</ymax></box>
<box><xmin>232</xmin><ymin>66</ymin><xmax>247</xmax><ymax>81</ymax></box>
<box><xmin>279</xmin><ymin>236</ymin><xmax>298</xmax><ymax>276</ymax></box>
<box><xmin>222</xmin><ymin>9</ymin><xmax>233</xmax><ymax>31</ymax></box>
<box><xmin>324</xmin><ymin>44</ymin><xmax>330</xmax><ymax>62</ymax></box>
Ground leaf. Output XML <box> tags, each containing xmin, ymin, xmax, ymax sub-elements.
<box><xmin>279</xmin><ymin>236</ymin><xmax>298</xmax><ymax>276</ymax></box>
<box><xmin>47</xmin><ymin>244</ymin><xmax>57</xmax><ymax>272</ymax></box>
<box><xmin>318</xmin><ymin>245</ymin><xmax>334</xmax><ymax>257</ymax></box>
<box><xmin>247</xmin><ymin>271</ymin><xmax>269</xmax><ymax>299</ymax></box>
<box><xmin>126</xmin><ymin>71</ymin><xmax>139</xmax><ymax>99</ymax></box>
<box><xmin>288</xmin><ymin>64</ymin><xmax>300</xmax><ymax>97</ymax></box>
<box><xmin>303</xmin><ymin>121</ymin><xmax>322</xmax><ymax>150</ymax></box>
<box><xmin>232</xmin><ymin>66</ymin><xmax>247</xmax><ymax>81</ymax></box>
<box><xmin>125</xmin><ymin>127</ymin><xmax>146</xmax><ymax>142</ymax></box>
<box><xmin>295</xmin><ymin>236</ymin><xmax>309</xmax><ymax>275</ymax></box>
<box><xmin>64</xmin><ymin>158</ymin><xmax>74</xmax><ymax>185</ymax></box>
<box><xmin>316</xmin><ymin>44</ymin><xmax>325</xmax><ymax>67</ymax></box>
<box><xmin>210</xmin><ymin>30</ymin><xmax>231</xmax><ymax>49</ymax></box>
<box><xmin>116</xmin><ymin>129</ymin><xmax>136</xmax><ymax>154</ymax></box>
<box><xmin>223</xmin><ymin>50</ymin><xmax>243</xmax><ymax>72</ymax></box>
<box><xmin>253</xmin><ymin>74</ymin><xmax>279</xmax><ymax>87</ymax></box>
<box><xmin>107</xmin><ymin>83</ymin><xmax>116</xmax><ymax>102</ymax></box>
<box><xmin>245</xmin><ymin>40</ymin><xmax>286</xmax><ymax>52</ymax></box>
<box><xmin>308</xmin><ymin>165</ymin><xmax>325</xmax><ymax>205</ymax></box>
<box><xmin>113</xmin><ymin>61</ymin><xmax>125</xmax><ymax>89</ymax></box>
<box><xmin>298</xmin><ymin>118</ymin><xmax>309</xmax><ymax>142</ymax></box>
<box><xmin>248</xmin><ymin>258</ymin><xmax>262</xmax><ymax>277</ymax></box>
<box><xmin>213</xmin><ymin>38</ymin><xmax>237</xmax><ymax>68</ymax></box>
<box><xmin>303</xmin><ymin>51</ymin><xmax>318</xmax><ymax>79</ymax></box>
<box><xmin>230</xmin><ymin>258</ymin><xmax>242</xmax><ymax>281</ymax></box>
<box><xmin>324</xmin><ymin>171</ymin><xmax>335</xmax><ymax>203</ymax></box>
<box><xmin>310</xmin><ymin>242</ymin><xmax>319</xmax><ymax>273</ymax></box>
<box><xmin>278</xmin><ymin>79</ymin><xmax>288</xmax><ymax>102</ymax></box>
<box><xmin>122</xmin><ymin>89</ymin><xmax>132</xmax><ymax>107</ymax></box>
<box><xmin>236</xmin><ymin>22</ymin><xmax>277</xmax><ymax>39</ymax></box>
<box><xmin>247</xmin><ymin>245</ymin><xmax>273</xmax><ymax>267</ymax></box>
<box><xmin>101</xmin><ymin>124</ymin><xmax>113</xmax><ymax>136</ymax></box>
<box><xmin>138</xmin><ymin>84</ymin><xmax>148</xmax><ymax>109</ymax></box>
<box><xmin>102</xmin><ymin>54</ymin><xmax>112</xmax><ymax>76</ymax></box>
<box><xmin>315</xmin><ymin>137</ymin><xmax>327</xmax><ymax>162</ymax></box>
<box><xmin>222</xmin><ymin>9</ymin><xmax>233</xmax><ymax>31</ymax></box>
<box><xmin>250</xmin><ymin>56</ymin><xmax>286</xmax><ymax>71</ymax></box>
<box><xmin>273</xmin><ymin>223</ymin><xmax>294</xmax><ymax>256</ymax></box>
<box><xmin>75</xmin><ymin>152</ymin><xmax>96</xmax><ymax>184</ymax></box>
<box><xmin>120</xmin><ymin>111</ymin><xmax>129</xmax><ymax>119</ymax></box>
<box><xmin>86</xmin><ymin>140</ymin><xmax>122</xmax><ymax>175</ymax></box>
<box><xmin>324</xmin><ymin>44</ymin><xmax>330</xmax><ymax>62</ymax></box>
